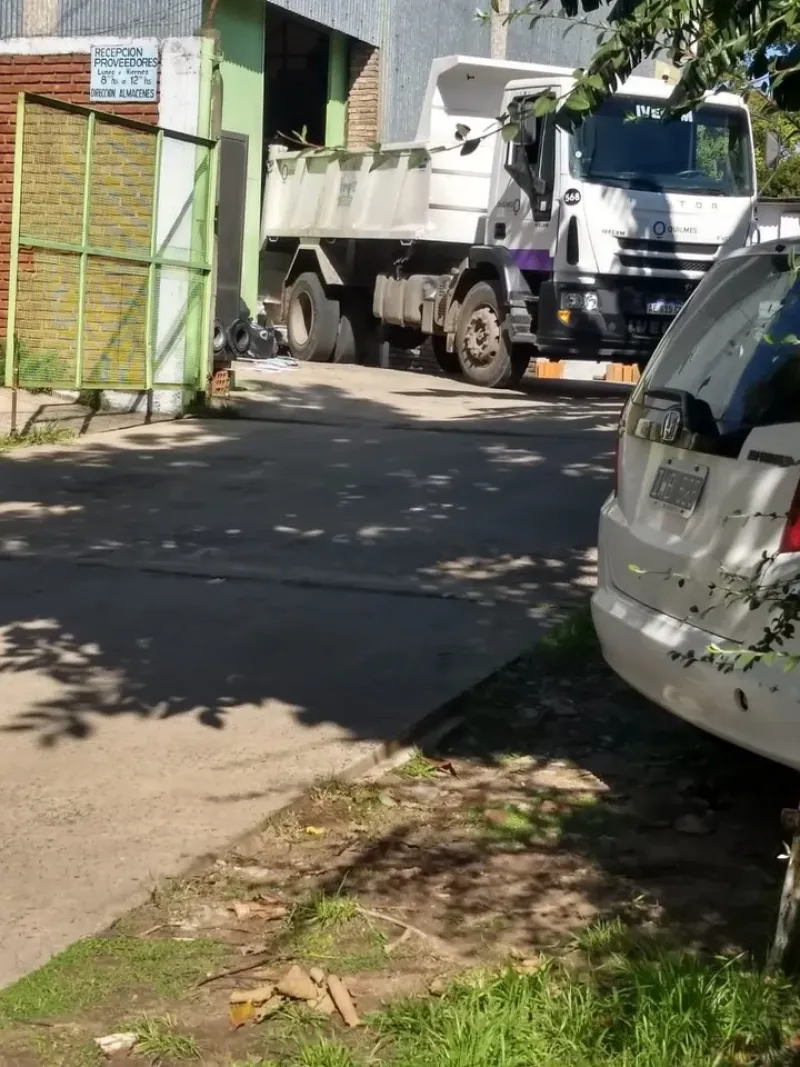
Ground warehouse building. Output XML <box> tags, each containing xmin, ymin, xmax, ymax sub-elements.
<box><xmin>0</xmin><ymin>0</ymin><xmax>614</xmax><ymax>328</ymax></box>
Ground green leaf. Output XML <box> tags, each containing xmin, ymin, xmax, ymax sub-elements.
<box><xmin>408</xmin><ymin>147</ymin><xmax>430</xmax><ymax>169</ymax></box>
<box><xmin>490</xmin><ymin>0</ymin><xmax>501</xmax><ymax>11</ymax></box>
<box><xmin>533</xmin><ymin>95</ymin><xmax>557</xmax><ymax>117</ymax></box>
<box><xmin>501</xmin><ymin>122</ymin><xmax>521</xmax><ymax>142</ymax></box>
<box><xmin>628</xmin><ymin>564</ymin><xmax>647</xmax><ymax>575</ymax></box>
<box><xmin>567</xmin><ymin>87</ymin><xmax>592</xmax><ymax>112</ymax></box>
<box><xmin>455</xmin><ymin>123</ymin><xmax>471</xmax><ymax>142</ymax></box>
<box><xmin>460</xmin><ymin>138</ymin><xmax>481</xmax><ymax>156</ymax></box>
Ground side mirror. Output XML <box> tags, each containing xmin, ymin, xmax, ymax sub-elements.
<box><xmin>765</xmin><ymin>131</ymin><xmax>781</xmax><ymax>168</ymax></box>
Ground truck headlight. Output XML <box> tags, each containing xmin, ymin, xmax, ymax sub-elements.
<box><xmin>560</xmin><ymin>290</ymin><xmax>599</xmax><ymax>311</ymax></box>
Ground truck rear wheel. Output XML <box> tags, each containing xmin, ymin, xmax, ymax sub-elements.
<box><xmin>333</xmin><ymin>296</ymin><xmax>374</xmax><ymax>364</ymax></box>
<box><xmin>455</xmin><ymin>281</ymin><xmax>529</xmax><ymax>388</ymax></box>
<box><xmin>430</xmin><ymin>334</ymin><xmax>460</xmax><ymax>375</ymax></box>
<box><xmin>287</xmin><ymin>272</ymin><xmax>340</xmax><ymax>362</ymax></box>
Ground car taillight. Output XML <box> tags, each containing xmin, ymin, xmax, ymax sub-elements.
<box><xmin>779</xmin><ymin>478</ymin><xmax>800</xmax><ymax>553</ymax></box>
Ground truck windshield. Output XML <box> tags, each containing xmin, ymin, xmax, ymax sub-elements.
<box><xmin>569</xmin><ymin>96</ymin><xmax>753</xmax><ymax>197</ymax></box>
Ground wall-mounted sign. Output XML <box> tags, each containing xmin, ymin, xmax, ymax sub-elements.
<box><xmin>90</xmin><ymin>43</ymin><xmax>159</xmax><ymax>103</ymax></box>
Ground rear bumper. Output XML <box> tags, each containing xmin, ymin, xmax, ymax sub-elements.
<box><xmin>591</xmin><ymin>581</ymin><xmax>800</xmax><ymax>772</ymax></box>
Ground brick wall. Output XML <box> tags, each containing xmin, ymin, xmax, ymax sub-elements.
<box><xmin>0</xmin><ymin>53</ymin><xmax>159</xmax><ymax>340</ymax></box>
<box><xmin>346</xmin><ymin>42</ymin><xmax>379</xmax><ymax>148</ymax></box>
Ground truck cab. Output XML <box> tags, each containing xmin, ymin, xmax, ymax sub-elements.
<box><xmin>489</xmin><ymin>76</ymin><xmax>756</xmax><ymax>365</ymax></box>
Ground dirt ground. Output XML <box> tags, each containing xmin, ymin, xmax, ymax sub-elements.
<box><xmin>1</xmin><ymin>608</ymin><xmax>798</xmax><ymax>1067</ymax></box>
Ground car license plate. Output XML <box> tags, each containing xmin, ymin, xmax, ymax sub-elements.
<box><xmin>647</xmin><ymin>299</ymin><xmax>683</xmax><ymax>317</ymax></box>
<box><xmin>649</xmin><ymin>462</ymin><xmax>708</xmax><ymax>514</ymax></box>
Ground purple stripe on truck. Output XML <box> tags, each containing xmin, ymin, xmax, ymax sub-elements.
<box><xmin>511</xmin><ymin>249</ymin><xmax>553</xmax><ymax>271</ymax></box>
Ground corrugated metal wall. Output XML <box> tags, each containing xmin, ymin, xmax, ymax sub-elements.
<box><xmin>0</xmin><ymin>0</ymin><xmax>654</xmax><ymax>139</ymax></box>
<box><xmin>0</xmin><ymin>0</ymin><xmax>203</xmax><ymax>38</ymax></box>
<box><xmin>507</xmin><ymin>0</ymin><xmax>652</xmax><ymax>75</ymax></box>
<box><xmin>381</xmin><ymin>0</ymin><xmax>491</xmax><ymax>142</ymax></box>
<box><xmin>0</xmin><ymin>0</ymin><xmax>23</xmax><ymax>37</ymax></box>
<box><xmin>58</xmin><ymin>0</ymin><xmax>203</xmax><ymax>36</ymax></box>
<box><xmin>266</xmin><ymin>0</ymin><xmax>381</xmax><ymax>46</ymax></box>
<box><xmin>507</xmin><ymin>0</ymin><xmax>610</xmax><ymax>69</ymax></box>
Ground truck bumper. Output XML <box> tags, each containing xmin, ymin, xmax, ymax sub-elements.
<box><xmin>509</xmin><ymin>276</ymin><xmax>699</xmax><ymax>362</ymax></box>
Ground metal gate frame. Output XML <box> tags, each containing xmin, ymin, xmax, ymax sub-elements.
<box><xmin>4</xmin><ymin>93</ymin><xmax>218</xmax><ymax>398</ymax></box>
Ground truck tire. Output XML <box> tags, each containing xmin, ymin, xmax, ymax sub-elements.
<box><xmin>287</xmin><ymin>272</ymin><xmax>340</xmax><ymax>362</ymax></box>
<box><xmin>430</xmin><ymin>334</ymin><xmax>460</xmax><ymax>375</ymax></box>
<box><xmin>455</xmin><ymin>281</ymin><xmax>529</xmax><ymax>388</ymax></box>
<box><xmin>333</xmin><ymin>297</ymin><xmax>373</xmax><ymax>364</ymax></box>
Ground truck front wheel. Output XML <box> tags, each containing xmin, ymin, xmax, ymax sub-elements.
<box><xmin>287</xmin><ymin>272</ymin><xmax>340</xmax><ymax>362</ymax></box>
<box><xmin>430</xmin><ymin>334</ymin><xmax>460</xmax><ymax>375</ymax></box>
<box><xmin>455</xmin><ymin>281</ymin><xmax>529</xmax><ymax>388</ymax></box>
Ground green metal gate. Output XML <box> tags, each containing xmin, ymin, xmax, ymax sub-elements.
<box><xmin>4</xmin><ymin>93</ymin><xmax>217</xmax><ymax>398</ymax></box>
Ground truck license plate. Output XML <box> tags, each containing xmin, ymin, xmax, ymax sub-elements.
<box><xmin>649</xmin><ymin>462</ymin><xmax>708</xmax><ymax>514</ymax></box>
<box><xmin>647</xmin><ymin>299</ymin><xmax>683</xmax><ymax>316</ymax></box>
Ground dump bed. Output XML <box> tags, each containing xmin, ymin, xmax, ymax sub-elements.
<box><xmin>260</xmin><ymin>54</ymin><xmax>573</xmax><ymax>247</ymax></box>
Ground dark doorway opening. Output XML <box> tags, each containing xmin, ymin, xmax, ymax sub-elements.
<box><xmin>264</xmin><ymin>8</ymin><xmax>329</xmax><ymax>152</ymax></box>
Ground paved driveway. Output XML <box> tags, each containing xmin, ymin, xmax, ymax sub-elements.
<box><xmin>0</xmin><ymin>366</ymin><xmax>620</xmax><ymax>984</ymax></box>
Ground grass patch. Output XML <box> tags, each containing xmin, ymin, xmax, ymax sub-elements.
<box><xmin>0</xmin><ymin>424</ymin><xmax>76</xmax><ymax>452</ymax></box>
<box><xmin>147</xmin><ymin>871</ymin><xmax>252</xmax><ymax>917</ymax></box>
<box><xmin>287</xmin><ymin>893</ymin><xmax>387</xmax><ymax>972</ymax></box>
<box><xmin>539</xmin><ymin>603</ymin><xmax>597</xmax><ymax>671</ymax></box>
<box><xmin>0</xmin><ymin>1030</ymin><xmax>105</xmax><ymax>1067</ymax></box>
<box><xmin>377</xmin><ymin>938</ymin><xmax>800</xmax><ymax>1067</ymax></box>
<box><xmin>308</xmin><ymin>778</ymin><xmax>383</xmax><ymax>818</ymax></box>
<box><xmin>395</xmin><ymin>749</ymin><xmax>438</xmax><ymax>781</ymax></box>
<box><xmin>229</xmin><ymin>1060</ymin><xmax>280</xmax><ymax>1067</ymax></box>
<box><xmin>293</xmin><ymin>1040</ymin><xmax>358</xmax><ymax>1067</ymax></box>
<box><xmin>294</xmin><ymin>892</ymin><xmax>362</xmax><ymax>931</ymax></box>
<box><xmin>0</xmin><ymin>937</ymin><xmax>224</xmax><ymax>1024</ymax></box>
<box><xmin>131</xmin><ymin>1015</ymin><xmax>201</xmax><ymax>1061</ymax></box>
<box><xmin>475</xmin><ymin>791</ymin><xmax>602</xmax><ymax>848</ymax></box>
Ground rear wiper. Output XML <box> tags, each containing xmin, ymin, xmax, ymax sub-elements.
<box><xmin>644</xmin><ymin>387</ymin><xmax>720</xmax><ymax>439</ymax></box>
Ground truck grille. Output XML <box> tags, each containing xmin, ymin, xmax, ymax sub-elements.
<box><xmin>618</xmin><ymin>237</ymin><xmax>719</xmax><ymax>256</ymax></box>
<box><xmin>617</xmin><ymin>253</ymin><xmax>714</xmax><ymax>273</ymax></box>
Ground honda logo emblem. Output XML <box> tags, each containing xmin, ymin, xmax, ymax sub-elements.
<box><xmin>662</xmin><ymin>409</ymin><xmax>682</xmax><ymax>443</ymax></box>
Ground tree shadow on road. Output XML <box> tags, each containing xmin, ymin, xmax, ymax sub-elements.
<box><xmin>0</xmin><ymin>372</ymin><xmax>615</xmax><ymax>750</ymax></box>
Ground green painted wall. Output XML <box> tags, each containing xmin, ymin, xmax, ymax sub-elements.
<box><xmin>216</xmin><ymin>0</ymin><xmax>265</xmax><ymax>312</ymax></box>
<box><xmin>325</xmin><ymin>32</ymin><xmax>348</xmax><ymax>147</ymax></box>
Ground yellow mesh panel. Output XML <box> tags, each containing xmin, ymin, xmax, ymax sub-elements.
<box><xmin>19</xmin><ymin>104</ymin><xmax>86</xmax><ymax>246</ymax></box>
<box><xmin>89</xmin><ymin>122</ymin><xmax>156</xmax><ymax>255</ymax></box>
<box><xmin>14</xmin><ymin>249</ymin><xmax>80</xmax><ymax>386</ymax></box>
<box><xmin>82</xmin><ymin>258</ymin><xmax>148</xmax><ymax>387</ymax></box>
<box><xmin>10</xmin><ymin>97</ymin><xmax>213</xmax><ymax>394</ymax></box>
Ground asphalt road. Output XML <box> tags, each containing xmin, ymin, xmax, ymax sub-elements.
<box><xmin>0</xmin><ymin>366</ymin><xmax>620</xmax><ymax>984</ymax></box>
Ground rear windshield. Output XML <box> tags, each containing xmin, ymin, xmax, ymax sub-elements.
<box><xmin>639</xmin><ymin>249</ymin><xmax>800</xmax><ymax>455</ymax></box>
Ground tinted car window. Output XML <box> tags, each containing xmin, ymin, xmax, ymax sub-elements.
<box><xmin>640</xmin><ymin>250</ymin><xmax>800</xmax><ymax>452</ymax></box>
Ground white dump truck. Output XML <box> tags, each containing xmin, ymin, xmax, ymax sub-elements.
<box><xmin>259</xmin><ymin>55</ymin><xmax>757</xmax><ymax>388</ymax></box>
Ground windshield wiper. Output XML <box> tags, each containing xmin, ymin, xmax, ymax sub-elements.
<box><xmin>676</xmin><ymin>186</ymin><xmax>726</xmax><ymax>197</ymax></box>
<box><xmin>588</xmin><ymin>172</ymin><xmax>663</xmax><ymax>191</ymax></box>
